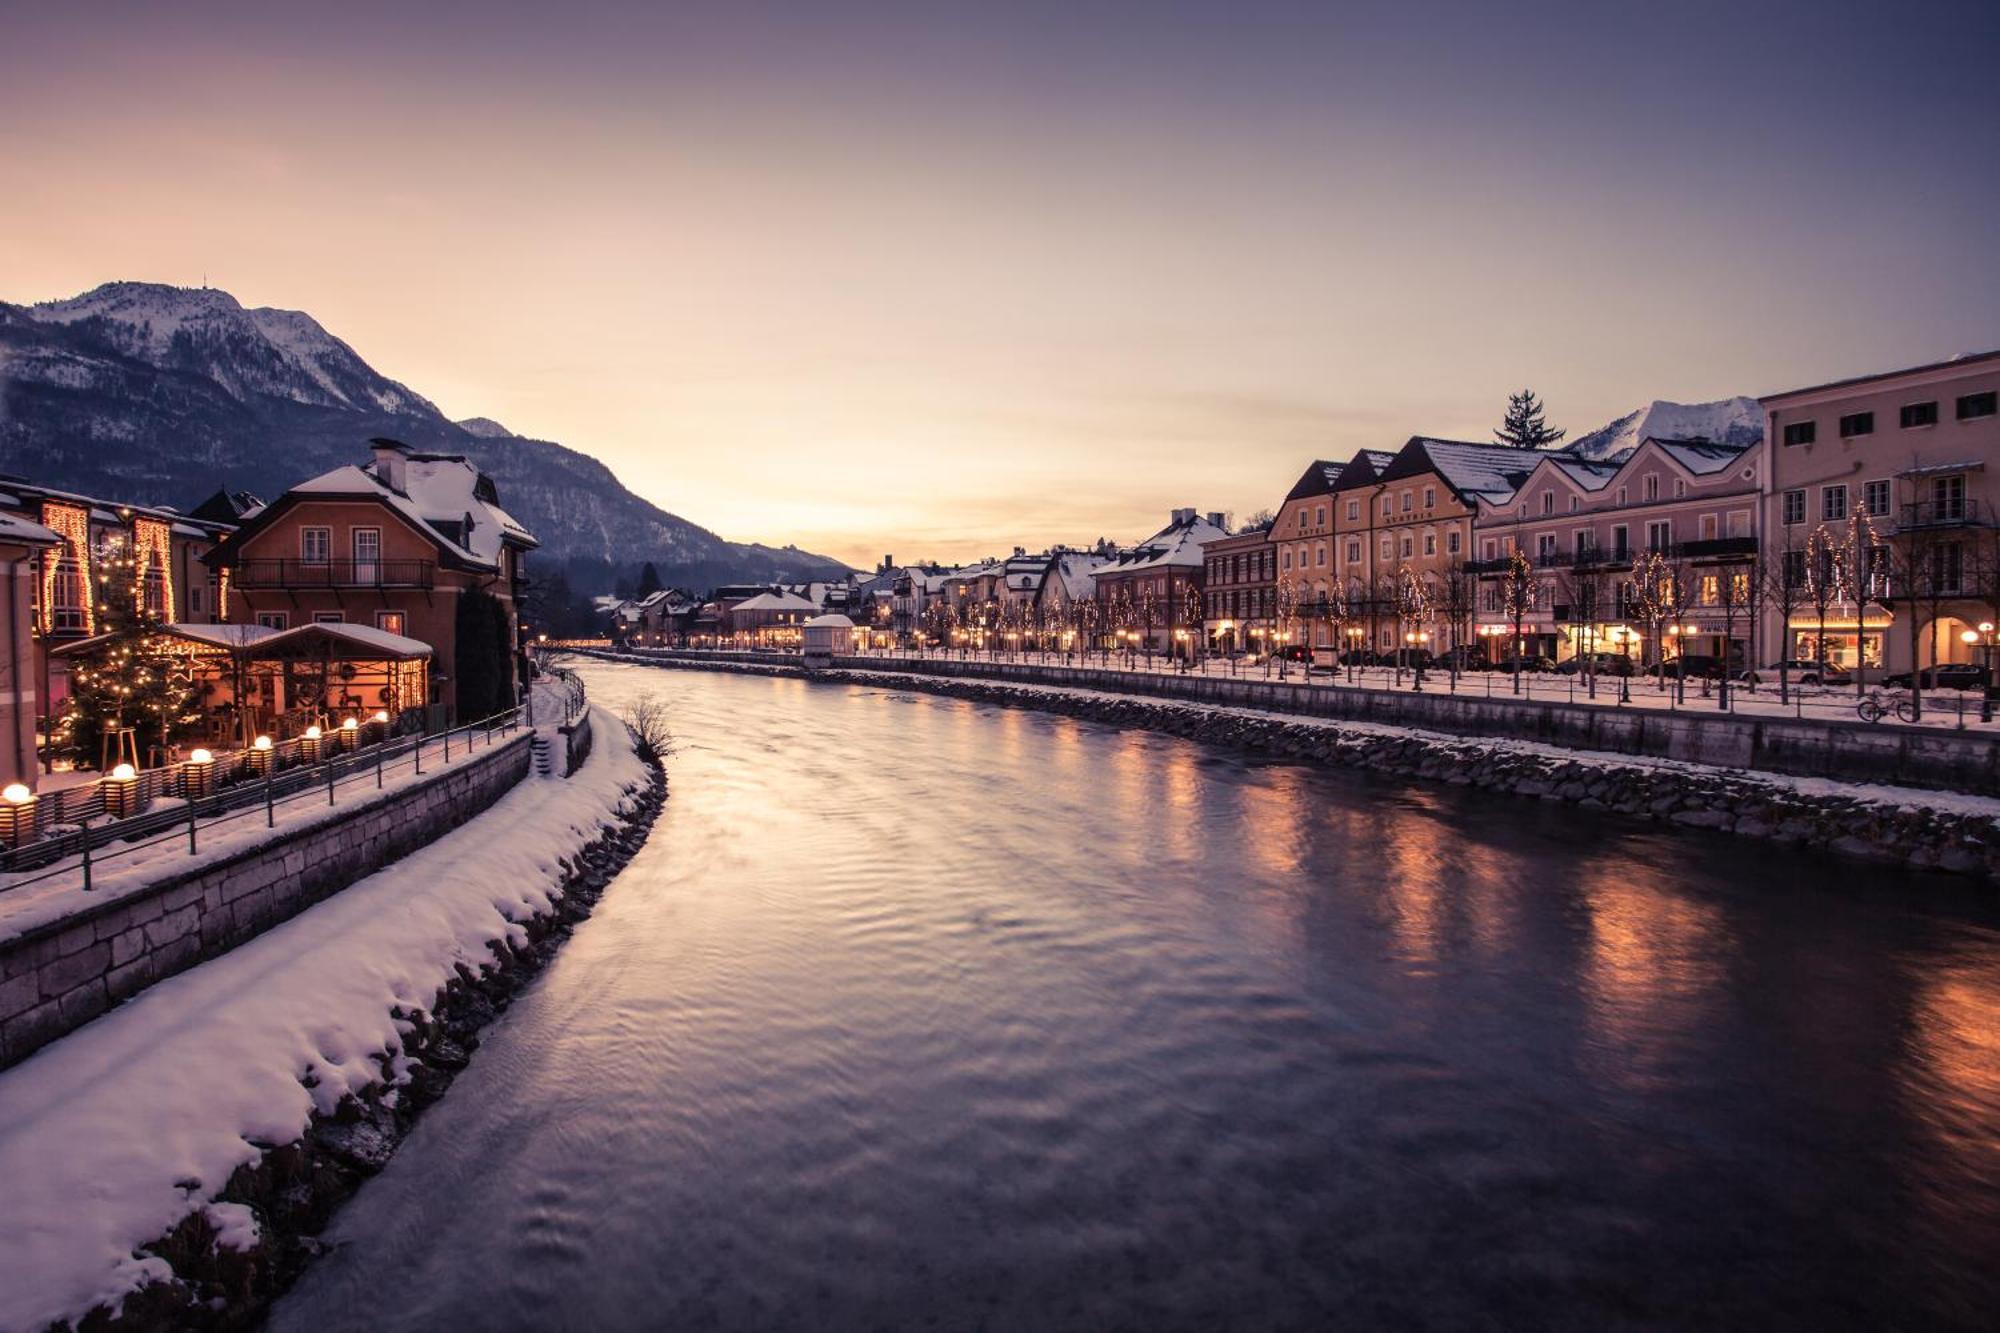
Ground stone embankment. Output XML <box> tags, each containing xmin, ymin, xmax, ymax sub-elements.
<box><xmin>625</xmin><ymin>654</ymin><xmax>2000</xmax><ymax>880</ymax></box>
<box><xmin>61</xmin><ymin>755</ymin><xmax>668</xmax><ymax>1333</ymax></box>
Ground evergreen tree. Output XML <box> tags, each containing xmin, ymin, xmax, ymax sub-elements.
<box><xmin>636</xmin><ymin>561</ymin><xmax>664</xmax><ymax>598</ymax></box>
<box><xmin>1495</xmin><ymin>389</ymin><xmax>1566</xmax><ymax>448</ymax></box>
<box><xmin>62</xmin><ymin>545</ymin><xmax>199</xmax><ymax>767</ymax></box>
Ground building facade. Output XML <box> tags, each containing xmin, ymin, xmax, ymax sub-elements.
<box><xmin>1762</xmin><ymin>350</ymin><xmax>2000</xmax><ymax>675</ymax></box>
<box><xmin>1200</xmin><ymin>527</ymin><xmax>1275</xmax><ymax>654</ymax></box>
<box><xmin>1092</xmin><ymin>509</ymin><xmax>1229</xmax><ymax>654</ymax></box>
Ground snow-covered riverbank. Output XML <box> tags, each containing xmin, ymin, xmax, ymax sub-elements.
<box><xmin>0</xmin><ymin>706</ymin><xmax>654</xmax><ymax>1333</ymax></box>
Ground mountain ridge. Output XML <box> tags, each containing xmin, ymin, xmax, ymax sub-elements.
<box><xmin>0</xmin><ymin>281</ymin><xmax>852</xmax><ymax>592</ymax></box>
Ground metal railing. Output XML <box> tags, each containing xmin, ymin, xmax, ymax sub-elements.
<box><xmin>1901</xmin><ymin>499</ymin><xmax>1988</xmax><ymax>529</ymax></box>
<box><xmin>231</xmin><ymin>557</ymin><xmax>437</xmax><ymax>588</ymax></box>
<box><xmin>0</xmin><ymin>707</ymin><xmax>525</xmax><ymax>895</ymax></box>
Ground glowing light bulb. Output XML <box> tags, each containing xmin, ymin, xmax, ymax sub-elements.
<box><xmin>111</xmin><ymin>763</ymin><xmax>136</xmax><ymax>781</ymax></box>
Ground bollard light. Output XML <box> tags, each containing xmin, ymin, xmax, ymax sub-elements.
<box><xmin>104</xmin><ymin>762</ymin><xmax>144</xmax><ymax>819</ymax></box>
<box><xmin>0</xmin><ymin>782</ymin><xmax>38</xmax><ymax>848</ymax></box>
<box><xmin>340</xmin><ymin>716</ymin><xmax>359</xmax><ymax>754</ymax></box>
<box><xmin>301</xmin><ymin>725</ymin><xmax>324</xmax><ymax>765</ymax></box>
<box><xmin>249</xmin><ymin>733</ymin><xmax>274</xmax><ymax>777</ymax></box>
<box><xmin>183</xmin><ymin>747</ymin><xmax>217</xmax><ymax>800</ymax></box>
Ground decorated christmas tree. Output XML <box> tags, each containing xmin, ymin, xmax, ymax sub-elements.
<box><xmin>60</xmin><ymin>542</ymin><xmax>201</xmax><ymax>769</ymax></box>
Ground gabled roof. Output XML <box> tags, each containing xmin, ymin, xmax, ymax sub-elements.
<box><xmin>1095</xmin><ymin>511</ymin><xmax>1229</xmax><ymax>578</ymax></box>
<box><xmin>1643</xmin><ymin>435</ymin><xmax>1757</xmax><ymax>477</ymax></box>
<box><xmin>1376</xmin><ymin>437</ymin><xmax>1537</xmax><ymax>507</ymax></box>
<box><xmin>1283</xmin><ymin>460</ymin><xmax>1346</xmax><ymax>503</ymax></box>
<box><xmin>1039</xmin><ymin>550</ymin><xmax>1113</xmax><ymax>601</ymax></box>
<box><xmin>1329</xmin><ymin>449</ymin><xmax>1401</xmax><ymax>493</ymax></box>
<box><xmin>220</xmin><ymin>450</ymin><xmax>535</xmax><ymax>574</ymax></box>
<box><xmin>731</xmin><ymin>590</ymin><xmax>819</xmax><ymax>613</ymax></box>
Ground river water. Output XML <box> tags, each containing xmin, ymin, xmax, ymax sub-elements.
<box><xmin>270</xmin><ymin>661</ymin><xmax>2000</xmax><ymax>1331</ymax></box>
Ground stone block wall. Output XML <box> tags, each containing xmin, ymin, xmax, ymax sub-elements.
<box><xmin>0</xmin><ymin>733</ymin><xmax>532</xmax><ymax>1070</ymax></box>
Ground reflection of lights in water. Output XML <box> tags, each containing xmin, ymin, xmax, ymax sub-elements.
<box><xmin>1902</xmin><ymin>966</ymin><xmax>2000</xmax><ymax>1243</ymax></box>
<box><xmin>1579</xmin><ymin>861</ymin><xmax>1729</xmax><ymax>1090</ymax></box>
<box><xmin>1239</xmin><ymin>766</ymin><xmax>1307</xmax><ymax>877</ymax></box>
<box><xmin>1161</xmin><ymin>749</ymin><xmax>1200</xmax><ymax>859</ymax></box>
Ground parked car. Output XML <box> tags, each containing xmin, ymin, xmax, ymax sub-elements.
<box><xmin>1273</xmin><ymin>643</ymin><xmax>1316</xmax><ymax>663</ymax></box>
<box><xmin>1336</xmin><ymin>649</ymin><xmax>1386</xmax><ymax>667</ymax></box>
<box><xmin>1883</xmin><ymin>663</ymin><xmax>1991</xmax><ymax>691</ymax></box>
<box><xmin>1491</xmin><ymin>654</ymin><xmax>1558</xmax><ymax>675</ymax></box>
<box><xmin>1555</xmin><ymin>652</ymin><xmax>1635</xmax><ymax>677</ymax></box>
<box><xmin>1434</xmin><ymin>645</ymin><xmax>1489</xmax><ymax>673</ymax></box>
<box><xmin>1644</xmin><ymin>654</ymin><xmax>1744</xmax><ymax>681</ymax></box>
<box><xmin>1738</xmin><ymin>659</ymin><xmax>1852</xmax><ymax>687</ymax></box>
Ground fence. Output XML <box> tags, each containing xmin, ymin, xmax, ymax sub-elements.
<box><xmin>0</xmin><ymin>707</ymin><xmax>525</xmax><ymax>895</ymax></box>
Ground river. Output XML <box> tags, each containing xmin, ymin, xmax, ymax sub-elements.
<box><xmin>269</xmin><ymin>660</ymin><xmax>2000</xmax><ymax>1330</ymax></box>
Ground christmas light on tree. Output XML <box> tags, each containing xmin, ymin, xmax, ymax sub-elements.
<box><xmin>60</xmin><ymin>540</ymin><xmax>201</xmax><ymax>769</ymax></box>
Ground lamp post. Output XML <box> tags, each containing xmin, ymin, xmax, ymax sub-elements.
<box><xmin>1405</xmin><ymin>629</ymin><xmax>1431</xmax><ymax>690</ymax></box>
<box><xmin>1610</xmin><ymin>627</ymin><xmax>1633</xmax><ymax>703</ymax></box>
<box><xmin>1962</xmin><ymin>622</ymin><xmax>1996</xmax><ymax>723</ymax></box>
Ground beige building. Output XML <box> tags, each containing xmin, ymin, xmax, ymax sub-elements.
<box><xmin>1762</xmin><ymin>350</ymin><xmax>2000</xmax><ymax>674</ymax></box>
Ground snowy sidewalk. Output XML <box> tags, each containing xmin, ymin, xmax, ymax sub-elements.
<box><xmin>0</xmin><ymin>706</ymin><xmax>644</xmax><ymax>1333</ymax></box>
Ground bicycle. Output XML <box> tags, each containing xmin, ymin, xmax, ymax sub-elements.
<box><xmin>1855</xmin><ymin>690</ymin><xmax>1918</xmax><ymax>724</ymax></box>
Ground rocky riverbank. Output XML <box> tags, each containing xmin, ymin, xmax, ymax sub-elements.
<box><xmin>53</xmin><ymin>758</ymin><xmax>667</xmax><ymax>1333</ymax></box>
<box><xmin>623</xmin><ymin>655</ymin><xmax>2000</xmax><ymax>881</ymax></box>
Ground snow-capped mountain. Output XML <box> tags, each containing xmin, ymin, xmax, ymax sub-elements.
<box><xmin>0</xmin><ymin>282</ymin><xmax>850</xmax><ymax>591</ymax></box>
<box><xmin>1563</xmin><ymin>397</ymin><xmax>1764</xmax><ymax>462</ymax></box>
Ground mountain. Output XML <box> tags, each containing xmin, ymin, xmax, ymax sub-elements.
<box><xmin>1562</xmin><ymin>396</ymin><xmax>1764</xmax><ymax>462</ymax></box>
<box><xmin>0</xmin><ymin>282</ymin><xmax>852</xmax><ymax>592</ymax></box>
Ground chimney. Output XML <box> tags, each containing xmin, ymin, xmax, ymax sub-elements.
<box><xmin>1207</xmin><ymin>511</ymin><xmax>1229</xmax><ymax>530</ymax></box>
<box><xmin>1171</xmin><ymin>507</ymin><xmax>1195</xmax><ymax>526</ymax></box>
<box><xmin>369</xmin><ymin>437</ymin><xmax>411</xmax><ymax>494</ymax></box>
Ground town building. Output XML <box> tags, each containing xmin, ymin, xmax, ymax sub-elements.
<box><xmin>0</xmin><ymin>513</ymin><xmax>60</xmax><ymax>790</ymax></box>
<box><xmin>1762</xmin><ymin>350</ymin><xmax>2000</xmax><ymax>675</ymax></box>
<box><xmin>205</xmin><ymin>439</ymin><xmax>537</xmax><ymax>725</ymax></box>
<box><xmin>1200</xmin><ymin>526</ymin><xmax>1275</xmax><ymax>654</ymax></box>
<box><xmin>1092</xmin><ymin>510</ymin><xmax>1229</xmax><ymax>655</ymax></box>
<box><xmin>1472</xmin><ymin>436</ymin><xmax>1764</xmax><ymax>670</ymax></box>
<box><xmin>1030</xmin><ymin>547</ymin><xmax>1115</xmax><ymax>645</ymax></box>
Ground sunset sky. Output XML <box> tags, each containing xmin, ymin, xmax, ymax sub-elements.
<box><xmin>5</xmin><ymin>0</ymin><xmax>1997</xmax><ymax>568</ymax></box>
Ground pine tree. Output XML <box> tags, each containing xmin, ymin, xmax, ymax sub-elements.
<box><xmin>636</xmin><ymin>562</ymin><xmax>664</xmax><ymax>598</ymax></box>
<box><xmin>1495</xmin><ymin>389</ymin><xmax>1566</xmax><ymax>449</ymax></box>
<box><xmin>62</xmin><ymin>545</ymin><xmax>199</xmax><ymax>768</ymax></box>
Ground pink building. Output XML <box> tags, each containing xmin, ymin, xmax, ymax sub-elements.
<box><xmin>1472</xmin><ymin>436</ymin><xmax>1763</xmax><ymax>668</ymax></box>
<box><xmin>1762</xmin><ymin>350</ymin><xmax>2000</xmax><ymax>674</ymax></box>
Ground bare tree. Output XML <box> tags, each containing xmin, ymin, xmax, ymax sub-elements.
<box><xmin>623</xmin><ymin>695</ymin><xmax>676</xmax><ymax>765</ymax></box>
<box><xmin>1763</xmin><ymin>525</ymin><xmax>1811</xmax><ymax>704</ymax></box>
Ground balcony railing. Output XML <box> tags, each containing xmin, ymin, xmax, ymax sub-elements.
<box><xmin>1901</xmin><ymin>499</ymin><xmax>1989</xmax><ymax>529</ymax></box>
<box><xmin>233</xmin><ymin>558</ymin><xmax>436</xmax><ymax>589</ymax></box>
<box><xmin>1679</xmin><ymin>535</ymin><xmax>1760</xmax><ymax>560</ymax></box>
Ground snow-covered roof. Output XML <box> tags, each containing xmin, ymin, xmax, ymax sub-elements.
<box><xmin>1096</xmin><ymin>512</ymin><xmax>1230</xmax><ymax>578</ymax></box>
<box><xmin>1284</xmin><ymin>460</ymin><xmax>1347</xmax><ymax>502</ymax></box>
<box><xmin>254</xmin><ymin>621</ymin><xmax>433</xmax><ymax>659</ymax></box>
<box><xmin>1380</xmin><ymin>438</ymin><xmax>1538</xmax><ymax>507</ymax></box>
<box><xmin>1646</xmin><ymin>436</ymin><xmax>1756</xmax><ymax>477</ymax></box>
<box><xmin>50</xmin><ymin>622</ymin><xmax>280</xmax><ymax>657</ymax></box>
<box><xmin>731</xmin><ymin>591</ymin><xmax>819</xmax><ymax>613</ymax></box>
<box><xmin>1329</xmin><ymin>449</ymin><xmax>1401</xmax><ymax>493</ymax></box>
<box><xmin>804</xmin><ymin>613</ymin><xmax>856</xmax><ymax>629</ymax></box>
<box><xmin>0</xmin><ymin>512</ymin><xmax>60</xmax><ymax>548</ymax></box>
<box><xmin>1044</xmin><ymin>550</ymin><xmax>1112</xmax><ymax>600</ymax></box>
<box><xmin>285</xmin><ymin>449</ymin><xmax>536</xmax><ymax>571</ymax></box>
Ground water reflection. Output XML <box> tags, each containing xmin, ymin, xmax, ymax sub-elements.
<box><xmin>270</xmin><ymin>663</ymin><xmax>2000</xmax><ymax>1333</ymax></box>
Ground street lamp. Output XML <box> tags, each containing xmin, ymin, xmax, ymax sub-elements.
<box><xmin>1609</xmin><ymin>627</ymin><xmax>1633</xmax><ymax>703</ymax></box>
<box><xmin>1962</xmin><ymin>622</ymin><xmax>1995</xmax><ymax>722</ymax></box>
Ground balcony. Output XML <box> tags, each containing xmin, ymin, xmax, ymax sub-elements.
<box><xmin>233</xmin><ymin>558</ymin><xmax>436</xmax><ymax>589</ymax></box>
<box><xmin>1678</xmin><ymin>535</ymin><xmax>1759</xmax><ymax>560</ymax></box>
<box><xmin>1901</xmin><ymin>499</ymin><xmax>1990</xmax><ymax>529</ymax></box>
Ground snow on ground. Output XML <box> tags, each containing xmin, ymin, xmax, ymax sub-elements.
<box><xmin>0</xmin><ymin>706</ymin><xmax>644</xmax><ymax>1333</ymax></box>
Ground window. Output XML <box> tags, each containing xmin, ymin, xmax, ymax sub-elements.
<box><xmin>1699</xmin><ymin>513</ymin><xmax>1718</xmax><ymax>540</ymax></box>
<box><xmin>352</xmin><ymin>527</ymin><xmax>381</xmax><ymax>580</ymax></box>
<box><xmin>1346</xmin><ymin>500</ymin><xmax>1359</xmax><ymax>521</ymax></box>
<box><xmin>1400</xmin><ymin>490</ymin><xmax>1413</xmax><ymax>513</ymax></box>
<box><xmin>376</xmin><ymin>610</ymin><xmax>407</xmax><ymax>636</ymax></box>
<box><xmin>1728</xmin><ymin>509</ymin><xmax>1752</xmax><ymax>538</ymax></box>
<box><xmin>1863</xmin><ymin>480</ymin><xmax>1891</xmax><ymax>517</ymax></box>
<box><xmin>1315</xmin><ymin>545</ymin><xmax>1326</xmax><ymax>567</ymax></box>
<box><xmin>1346</xmin><ymin>540</ymin><xmax>1361</xmax><ymax>563</ymax></box>
<box><xmin>1900</xmin><ymin>401</ymin><xmax>1938</xmax><ymax>429</ymax></box>
<box><xmin>256</xmin><ymin>611</ymin><xmax>289</xmax><ymax>630</ymax></box>
<box><xmin>1282</xmin><ymin>549</ymin><xmax>1292</xmax><ymax>571</ymax></box>
<box><xmin>1381</xmin><ymin>496</ymin><xmax>1392</xmax><ymax>516</ymax></box>
<box><xmin>1611</xmin><ymin>526</ymin><xmax>1629</xmax><ymax>559</ymax></box>
<box><xmin>1699</xmin><ymin>575</ymin><xmax>1720</xmax><ymax>606</ymax></box>
<box><xmin>1673</xmin><ymin>479</ymin><xmax>1687</xmax><ymax>499</ymax></box>
<box><xmin>1782</xmin><ymin>420</ymin><xmax>1817</xmax><ymax>446</ymax></box>
<box><xmin>1423</xmin><ymin>486</ymin><xmax>1436</xmax><ymax>509</ymax></box>
<box><xmin>1481</xmin><ymin>539</ymin><xmax>1496</xmax><ymax>560</ymax></box>
<box><xmin>1536</xmin><ymin>533</ymin><xmax>1557</xmax><ymax>558</ymax></box>
<box><xmin>1446</xmin><ymin>531</ymin><xmax>1461</xmax><ymax>555</ymax></box>
<box><xmin>1424</xmin><ymin>532</ymin><xmax>1437</xmax><ymax>556</ymax></box>
<box><xmin>1569</xmin><ymin>495</ymin><xmax>1580</xmax><ymax>513</ymax></box>
<box><xmin>1782</xmin><ymin>489</ymin><xmax>1806</xmax><ymax>524</ymax></box>
<box><xmin>1540</xmin><ymin>491</ymin><xmax>1554</xmax><ymax>515</ymax></box>
<box><xmin>1400</xmin><ymin>536</ymin><xmax>1414</xmax><ymax>558</ymax></box>
<box><xmin>1575</xmin><ymin>530</ymin><xmax>1591</xmax><ymax>557</ymax></box>
<box><xmin>1822</xmin><ymin>484</ymin><xmax>1848</xmax><ymax>522</ymax></box>
<box><xmin>1646</xmin><ymin>520</ymin><xmax>1671</xmax><ymax>552</ymax></box>
<box><xmin>1930</xmin><ymin>473</ymin><xmax>1966</xmax><ymax>521</ymax></box>
<box><xmin>1380</xmin><ymin>537</ymin><xmax>1393</xmax><ymax>560</ymax></box>
<box><xmin>1644</xmin><ymin>475</ymin><xmax>1660</xmax><ymax>502</ymax></box>
<box><xmin>313</xmin><ymin>611</ymin><xmax>344</xmax><ymax>624</ymax></box>
<box><xmin>1959</xmin><ymin>391</ymin><xmax>1998</xmax><ymax>420</ymax></box>
<box><xmin>300</xmin><ymin>526</ymin><xmax>331</xmax><ymax>564</ymax></box>
<box><xmin>1315</xmin><ymin>505</ymin><xmax>1326</xmax><ymax>526</ymax></box>
<box><xmin>1840</xmin><ymin>411</ymin><xmax>1874</xmax><ymax>438</ymax></box>
<box><xmin>1617</xmin><ymin>486</ymin><xmax>1628</xmax><ymax>506</ymax></box>
<box><xmin>1932</xmin><ymin>542</ymin><xmax>1964</xmax><ymax>593</ymax></box>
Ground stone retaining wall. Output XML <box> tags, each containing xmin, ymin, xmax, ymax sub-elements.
<box><xmin>0</xmin><ymin>733</ymin><xmax>532</xmax><ymax>1069</ymax></box>
<box><xmin>612</xmin><ymin>653</ymin><xmax>2000</xmax><ymax>881</ymax></box>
